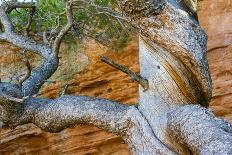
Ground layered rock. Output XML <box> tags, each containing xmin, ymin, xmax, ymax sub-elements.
<box><xmin>0</xmin><ymin>41</ymin><xmax>138</xmax><ymax>155</ymax></box>
<box><xmin>198</xmin><ymin>0</ymin><xmax>232</xmax><ymax>121</ymax></box>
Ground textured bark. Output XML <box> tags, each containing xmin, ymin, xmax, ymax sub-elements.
<box><xmin>1</xmin><ymin>94</ymin><xmax>175</xmax><ymax>155</ymax></box>
<box><xmin>0</xmin><ymin>2</ymin><xmax>58</xmax><ymax>97</ymax></box>
<box><xmin>0</xmin><ymin>0</ymin><xmax>232</xmax><ymax>155</ymax></box>
<box><xmin>168</xmin><ymin>105</ymin><xmax>232</xmax><ymax>155</ymax></box>
<box><xmin>118</xmin><ymin>0</ymin><xmax>231</xmax><ymax>154</ymax></box>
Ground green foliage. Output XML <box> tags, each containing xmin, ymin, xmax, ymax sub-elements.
<box><xmin>94</xmin><ymin>0</ymin><xmax>117</xmax><ymax>6</ymax></box>
<box><xmin>35</xmin><ymin>0</ymin><xmax>66</xmax><ymax>30</ymax></box>
<box><xmin>10</xmin><ymin>8</ymin><xmax>29</xmax><ymax>30</ymax></box>
<box><xmin>9</xmin><ymin>0</ymin><xmax>131</xmax><ymax>51</ymax></box>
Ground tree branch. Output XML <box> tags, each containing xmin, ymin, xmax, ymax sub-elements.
<box><xmin>167</xmin><ymin>105</ymin><xmax>232</xmax><ymax>154</ymax></box>
<box><xmin>0</xmin><ymin>2</ymin><xmax>52</xmax><ymax>57</ymax></box>
<box><xmin>0</xmin><ymin>2</ymin><xmax>36</xmax><ymax>32</ymax></box>
<box><xmin>24</xmin><ymin>6</ymin><xmax>36</xmax><ymax>36</ymax></box>
<box><xmin>53</xmin><ymin>0</ymin><xmax>73</xmax><ymax>55</ymax></box>
<box><xmin>43</xmin><ymin>31</ymin><xmax>49</xmax><ymax>44</ymax></box>
<box><xmin>0</xmin><ymin>92</ymin><xmax>26</xmax><ymax>103</ymax></box>
<box><xmin>4</xmin><ymin>95</ymin><xmax>174</xmax><ymax>155</ymax></box>
<box><xmin>0</xmin><ymin>1</ymin><xmax>72</xmax><ymax>96</ymax></box>
<box><xmin>100</xmin><ymin>56</ymin><xmax>149</xmax><ymax>91</ymax></box>
<box><xmin>60</xmin><ymin>83</ymin><xmax>71</xmax><ymax>96</ymax></box>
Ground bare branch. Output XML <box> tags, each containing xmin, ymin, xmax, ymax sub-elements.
<box><xmin>168</xmin><ymin>105</ymin><xmax>232</xmax><ymax>154</ymax></box>
<box><xmin>4</xmin><ymin>2</ymin><xmax>36</xmax><ymax>13</ymax></box>
<box><xmin>0</xmin><ymin>92</ymin><xmax>27</xmax><ymax>103</ymax></box>
<box><xmin>100</xmin><ymin>56</ymin><xmax>149</xmax><ymax>91</ymax></box>
<box><xmin>60</xmin><ymin>83</ymin><xmax>71</xmax><ymax>96</ymax></box>
<box><xmin>43</xmin><ymin>31</ymin><xmax>49</xmax><ymax>44</ymax></box>
<box><xmin>19</xmin><ymin>50</ymin><xmax>32</xmax><ymax>85</ymax></box>
<box><xmin>53</xmin><ymin>0</ymin><xmax>73</xmax><ymax>55</ymax></box>
<box><xmin>0</xmin><ymin>2</ymin><xmax>58</xmax><ymax>96</ymax></box>
<box><xmin>0</xmin><ymin>2</ymin><xmax>36</xmax><ymax>33</ymax></box>
<box><xmin>24</xmin><ymin>6</ymin><xmax>35</xmax><ymax>36</ymax></box>
<box><xmin>0</xmin><ymin>1</ymin><xmax>53</xmax><ymax>57</ymax></box>
<box><xmin>6</xmin><ymin>95</ymin><xmax>174</xmax><ymax>155</ymax></box>
<box><xmin>0</xmin><ymin>82</ymin><xmax>24</xmax><ymax>103</ymax></box>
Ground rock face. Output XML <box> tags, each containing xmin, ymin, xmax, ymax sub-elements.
<box><xmin>0</xmin><ymin>41</ymin><xmax>138</xmax><ymax>155</ymax></box>
<box><xmin>198</xmin><ymin>0</ymin><xmax>232</xmax><ymax>122</ymax></box>
<box><xmin>0</xmin><ymin>1</ymin><xmax>232</xmax><ymax>154</ymax></box>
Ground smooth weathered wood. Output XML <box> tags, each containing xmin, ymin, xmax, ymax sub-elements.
<box><xmin>101</xmin><ymin>56</ymin><xmax>149</xmax><ymax>91</ymax></box>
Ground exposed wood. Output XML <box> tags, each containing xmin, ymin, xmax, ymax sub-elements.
<box><xmin>168</xmin><ymin>105</ymin><xmax>232</xmax><ymax>154</ymax></box>
<box><xmin>100</xmin><ymin>56</ymin><xmax>149</xmax><ymax>91</ymax></box>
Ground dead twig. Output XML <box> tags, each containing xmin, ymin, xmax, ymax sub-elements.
<box><xmin>60</xmin><ymin>83</ymin><xmax>71</xmax><ymax>96</ymax></box>
<box><xmin>24</xmin><ymin>6</ymin><xmax>35</xmax><ymax>36</ymax></box>
<box><xmin>100</xmin><ymin>56</ymin><xmax>149</xmax><ymax>91</ymax></box>
<box><xmin>19</xmin><ymin>50</ymin><xmax>32</xmax><ymax>85</ymax></box>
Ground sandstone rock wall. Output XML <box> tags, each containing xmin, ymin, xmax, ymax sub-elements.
<box><xmin>0</xmin><ymin>41</ymin><xmax>138</xmax><ymax>155</ymax></box>
<box><xmin>198</xmin><ymin>0</ymin><xmax>232</xmax><ymax>121</ymax></box>
<box><xmin>0</xmin><ymin>0</ymin><xmax>232</xmax><ymax>154</ymax></box>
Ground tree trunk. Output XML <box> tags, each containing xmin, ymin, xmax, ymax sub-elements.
<box><xmin>120</xmin><ymin>0</ymin><xmax>232</xmax><ymax>154</ymax></box>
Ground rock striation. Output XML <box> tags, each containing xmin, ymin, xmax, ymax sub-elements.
<box><xmin>198</xmin><ymin>0</ymin><xmax>232</xmax><ymax>121</ymax></box>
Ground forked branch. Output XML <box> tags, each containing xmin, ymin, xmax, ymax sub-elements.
<box><xmin>24</xmin><ymin>6</ymin><xmax>35</xmax><ymax>36</ymax></box>
<box><xmin>53</xmin><ymin>0</ymin><xmax>74</xmax><ymax>55</ymax></box>
<box><xmin>0</xmin><ymin>1</ymin><xmax>74</xmax><ymax>96</ymax></box>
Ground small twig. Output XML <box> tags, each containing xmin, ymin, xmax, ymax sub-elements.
<box><xmin>43</xmin><ymin>31</ymin><xmax>49</xmax><ymax>44</ymax></box>
<box><xmin>19</xmin><ymin>50</ymin><xmax>32</xmax><ymax>85</ymax></box>
<box><xmin>100</xmin><ymin>56</ymin><xmax>149</xmax><ymax>91</ymax></box>
<box><xmin>60</xmin><ymin>84</ymin><xmax>71</xmax><ymax>96</ymax></box>
<box><xmin>24</xmin><ymin>6</ymin><xmax>35</xmax><ymax>36</ymax></box>
<box><xmin>0</xmin><ymin>92</ymin><xmax>29</xmax><ymax>103</ymax></box>
<box><xmin>44</xmin><ymin>80</ymin><xmax>57</xmax><ymax>84</ymax></box>
<box><xmin>53</xmin><ymin>0</ymin><xmax>73</xmax><ymax>55</ymax></box>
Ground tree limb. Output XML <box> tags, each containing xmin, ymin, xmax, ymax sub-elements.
<box><xmin>167</xmin><ymin>105</ymin><xmax>232</xmax><ymax>154</ymax></box>
<box><xmin>24</xmin><ymin>6</ymin><xmax>35</xmax><ymax>36</ymax></box>
<box><xmin>8</xmin><ymin>95</ymin><xmax>174</xmax><ymax>155</ymax></box>
<box><xmin>0</xmin><ymin>2</ymin><xmax>52</xmax><ymax>58</ymax></box>
<box><xmin>0</xmin><ymin>1</ymin><xmax>73</xmax><ymax>97</ymax></box>
<box><xmin>43</xmin><ymin>31</ymin><xmax>49</xmax><ymax>44</ymax></box>
<box><xmin>0</xmin><ymin>20</ymin><xmax>56</xmax><ymax>97</ymax></box>
<box><xmin>0</xmin><ymin>92</ymin><xmax>26</xmax><ymax>103</ymax></box>
<box><xmin>53</xmin><ymin>0</ymin><xmax>73</xmax><ymax>55</ymax></box>
<box><xmin>100</xmin><ymin>56</ymin><xmax>149</xmax><ymax>91</ymax></box>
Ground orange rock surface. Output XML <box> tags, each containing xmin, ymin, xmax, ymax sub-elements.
<box><xmin>0</xmin><ymin>0</ymin><xmax>232</xmax><ymax>154</ymax></box>
<box><xmin>198</xmin><ymin>0</ymin><xmax>232</xmax><ymax>122</ymax></box>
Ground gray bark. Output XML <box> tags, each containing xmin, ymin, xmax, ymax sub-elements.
<box><xmin>0</xmin><ymin>2</ymin><xmax>58</xmax><ymax>97</ymax></box>
<box><xmin>0</xmin><ymin>0</ymin><xmax>231</xmax><ymax>155</ymax></box>
<box><xmin>168</xmin><ymin>105</ymin><xmax>232</xmax><ymax>155</ymax></box>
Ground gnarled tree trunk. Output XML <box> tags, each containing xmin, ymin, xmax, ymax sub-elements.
<box><xmin>0</xmin><ymin>0</ymin><xmax>231</xmax><ymax>155</ymax></box>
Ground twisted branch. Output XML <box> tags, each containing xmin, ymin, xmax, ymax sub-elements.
<box><xmin>0</xmin><ymin>1</ymin><xmax>74</xmax><ymax>96</ymax></box>
<box><xmin>14</xmin><ymin>95</ymin><xmax>175</xmax><ymax>155</ymax></box>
